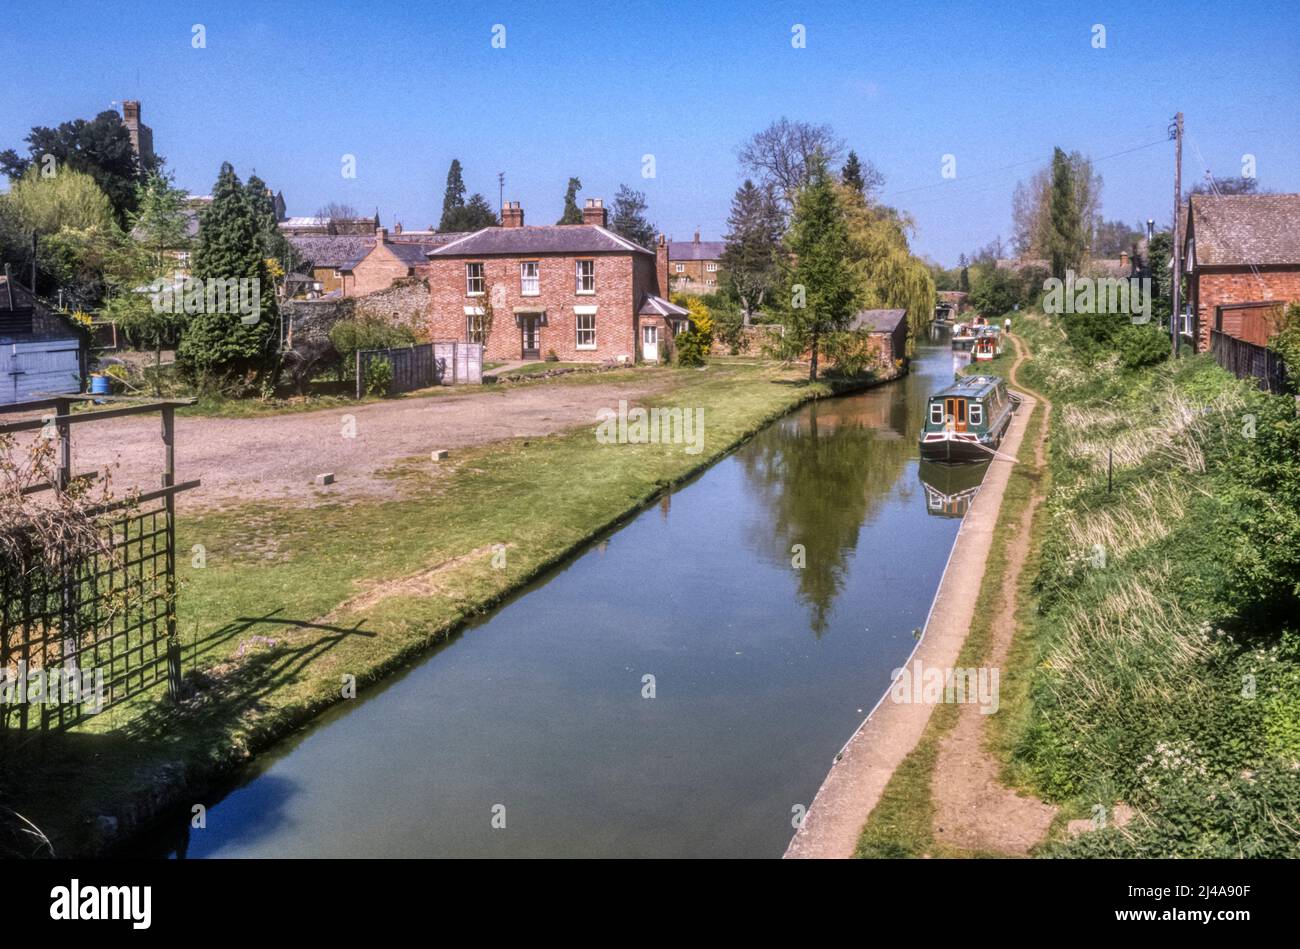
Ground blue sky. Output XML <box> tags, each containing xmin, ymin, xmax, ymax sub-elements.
<box><xmin>3</xmin><ymin>0</ymin><xmax>1297</xmax><ymax>264</ymax></box>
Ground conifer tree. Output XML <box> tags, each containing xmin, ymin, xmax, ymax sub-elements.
<box><xmin>557</xmin><ymin>177</ymin><xmax>582</xmax><ymax>224</ymax></box>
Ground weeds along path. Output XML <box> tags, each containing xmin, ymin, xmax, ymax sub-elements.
<box><xmin>930</xmin><ymin>330</ymin><xmax>1055</xmax><ymax>855</ymax></box>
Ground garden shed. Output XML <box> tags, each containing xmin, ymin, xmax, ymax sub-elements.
<box><xmin>0</xmin><ymin>273</ymin><xmax>85</xmax><ymax>405</ymax></box>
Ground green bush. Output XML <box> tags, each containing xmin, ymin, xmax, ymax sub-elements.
<box><xmin>363</xmin><ymin>357</ymin><xmax>393</xmax><ymax>397</ymax></box>
<box><xmin>329</xmin><ymin>317</ymin><xmax>416</xmax><ymax>381</ymax></box>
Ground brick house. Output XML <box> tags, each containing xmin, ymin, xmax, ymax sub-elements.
<box><xmin>1183</xmin><ymin>193</ymin><xmax>1300</xmax><ymax>352</ymax></box>
<box><xmin>347</xmin><ymin>228</ymin><xmax>466</xmax><ymax>296</ymax></box>
<box><xmin>426</xmin><ymin>198</ymin><xmax>686</xmax><ymax>363</ymax></box>
<box><xmin>667</xmin><ymin>232</ymin><xmax>726</xmax><ymax>294</ymax></box>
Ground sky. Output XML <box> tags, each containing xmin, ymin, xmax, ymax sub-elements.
<box><xmin>3</xmin><ymin>0</ymin><xmax>1298</xmax><ymax>265</ymax></box>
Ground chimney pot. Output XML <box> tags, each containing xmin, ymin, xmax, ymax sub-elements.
<box><xmin>582</xmin><ymin>198</ymin><xmax>607</xmax><ymax>227</ymax></box>
<box><xmin>502</xmin><ymin>201</ymin><xmax>525</xmax><ymax>228</ymax></box>
<box><xmin>376</xmin><ymin>226</ymin><xmax>388</xmax><ymax>242</ymax></box>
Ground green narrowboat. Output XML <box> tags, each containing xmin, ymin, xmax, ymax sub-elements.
<box><xmin>919</xmin><ymin>375</ymin><xmax>1015</xmax><ymax>464</ymax></box>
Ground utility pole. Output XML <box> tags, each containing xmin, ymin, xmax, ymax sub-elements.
<box><xmin>1170</xmin><ymin>111</ymin><xmax>1184</xmax><ymax>358</ymax></box>
<box><xmin>498</xmin><ymin>172</ymin><xmax>505</xmax><ymax>215</ymax></box>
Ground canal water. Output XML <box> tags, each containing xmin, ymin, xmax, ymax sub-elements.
<box><xmin>141</xmin><ymin>329</ymin><xmax>985</xmax><ymax>858</ymax></box>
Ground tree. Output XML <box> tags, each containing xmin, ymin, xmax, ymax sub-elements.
<box><xmin>1</xmin><ymin>110</ymin><xmax>158</xmax><ymax>223</ymax></box>
<box><xmin>177</xmin><ymin>162</ymin><xmax>278</xmax><ymax>390</ymax></box>
<box><xmin>1012</xmin><ymin>152</ymin><xmax>1101</xmax><ymax>261</ymax></box>
<box><xmin>968</xmin><ymin>267</ymin><xmax>1021</xmax><ymax>317</ymax></box>
<box><xmin>1046</xmin><ymin>147</ymin><xmax>1086</xmax><ymax>279</ymax></box>
<box><xmin>836</xmin><ymin>184</ymin><xmax>935</xmax><ymax>351</ymax></box>
<box><xmin>738</xmin><ymin>117</ymin><xmax>847</xmax><ymax>208</ymax></box>
<box><xmin>609</xmin><ymin>184</ymin><xmax>655</xmax><ymax>248</ymax></box>
<box><xmin>4</xmin><ymin>166</ymin><xmax>116</xmax><ymax>234</ymax></box>
<box><xmin>439</xmin><ymin>159</ymin><xmax>467</xmax><ymax>230</ymax></box>
<box><xmin>315</xmin><ymin>202</ymin><xmax>360</xmax><ymax>235</ymax></box>
<box><xmin>441</xmin><ymin>193</ymin><xmax>498</xmax><ymax>231</ymax></box>
<box><xmin>557</xmin><ymin>177</ymin><xmax>583</xmax><ymax>224</ymax></box>
<box><xmin>775</xmin><ymin>160</ymin><xmax>861</xmax><ymax>381</ymax></box>
<box><xmin>719</xmin><ymin>180</ymin><xmax>784</xmax><ymax>322</ymax></box>
<box><xmin>839</xmin><ymin>149</ymin><xmax>884</xmax><ymax>199</ymax></box>
<box><xmin>129</xmin><ymin>172</ymin><xmax>190</xmax><ymax>274</ymax></box>
<box><xmin>1092</xmin><ymin>218</ymin><xmax>1143</xmax><ymax>258</ymax></box>
<box><xmin>246</xmin><ymin>173</ymin><xmax>297</xmax><ymax>285</ymax></box>
<box><xmin>1186</xmin><ymin>174</ymin><xmax>1264</xmax><ymax>199</ymax></box>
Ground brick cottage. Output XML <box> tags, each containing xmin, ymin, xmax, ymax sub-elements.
<box><xmin>426</xmin><ymin>198</ymin><xmax>688</xmax><ymax>363</ymax></box>
<box><xmin>1183</xmin><ymin>193</ymin><xmax>1300</xmax><ymax>352</ymax></box>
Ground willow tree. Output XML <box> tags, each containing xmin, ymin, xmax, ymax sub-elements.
<box><xmin>836</xmin><ymin>183</ymin><xmax>935</xmax><ymax>353</ymax></box>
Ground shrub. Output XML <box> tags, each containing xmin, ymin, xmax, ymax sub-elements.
<box><xmin>329</xmin><ymin>317</ymin><xmax>416</xmax><ymax>381</ymax></box>
<box><xmin>364</xmin><ymin>357</ymin><xmax>393</xmax><ymax>397</ymax></box>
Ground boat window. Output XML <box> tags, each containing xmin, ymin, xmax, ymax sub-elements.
<box><xmin>929</xmin><ymin>402</ymin><xmax>943</xmax><ymax>424</ymax></box>
<box><xmin>970</xmin><ymin>402</ymin><xmax>983</xmax><ymax>425</ymax></box>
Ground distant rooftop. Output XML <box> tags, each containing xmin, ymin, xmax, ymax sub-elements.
<box><xmin>849</xmin><ymin>308</ymin><xmax>907</xmax><ymax>333</ymax></box>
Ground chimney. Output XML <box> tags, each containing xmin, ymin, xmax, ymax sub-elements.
<box><xmin>394</xmin><ymin>222</ymin><xmax>403</xmax><ymax>235</ymax></box>
<box><xmin>583</xmin><ymin>198</ymin><xmax>607</xmax><ymax>227</ymax></box>
<box><xmin>502</xmin><ymin>201</ymin><xmax>524</xmax><ymax>228</ymax></box>
<box><xmin>655</xmin><ymin>234</ymin><xmax>669</xmax><ymax>298</ymax></box>
<box><xmin>693</xmin><ymin>230</ymin><xmax>700</xmax><ymax>244</ymax></box>
<box><xmin>122</xmin><ymin>100</ymin><xmax>140</xmax><ymax>124</ymax></box>
<box><xmin>375</xmin><ymin>226</ymin><xmax>388</xmax><ymax>243</ymax></box>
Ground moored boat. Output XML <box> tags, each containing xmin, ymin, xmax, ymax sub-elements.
<box><xmin>972</xmin><ymin>326</ymin><xmax>1003</xmax><ymax>361</ymax></box>
<box><xmin>919</xmin><ymin>375</ymin><xmax>1015</xmax><ymax>464</ymax></box>
<box><xmin>951</xmin><ymin>322</ymin><xmax>977</xmax><ymax>350</ymax></box>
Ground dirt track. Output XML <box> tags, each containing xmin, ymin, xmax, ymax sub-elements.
<box><xmin>43</xmin><ymin>377</ymin><xmax>668</xmax><ymax>510</ymax></box>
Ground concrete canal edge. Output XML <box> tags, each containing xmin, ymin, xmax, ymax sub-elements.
<box><xmin>783</xmin><ymin>390</ymin><xmax>1039</xmax><ymax>860</ymax></box>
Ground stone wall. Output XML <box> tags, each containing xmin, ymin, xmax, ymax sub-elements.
<box><xmin>283</xmin><ymin>278</ymin><xmax>432</xmax><ymax>347</ymax></box>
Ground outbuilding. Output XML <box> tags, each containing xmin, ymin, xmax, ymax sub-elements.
<box><xmin>0</xmin><ymin>272</ymin><xmax>85</xmax><ymax>405</ymax></box>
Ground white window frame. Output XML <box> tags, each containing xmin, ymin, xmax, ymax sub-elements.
<box><xmin>575</xmin><ymin>309</ymin><xmax>597</xmax><ymax>350</ymax></box>
<box><xmin>520</xmin><ymin>260</ymin><xmax>539</xmax><ymax>296</ymax></box>
<box><xmin>674</xmin><ymin>263</ymin><xmax>685</xmax><ymax>273</ymax></box>
<box><xmin>705</xmin><ymin>262</ymin><xmax>718</xmax><ymax>272</ymax></box>
<box><xmin>465</xmin><ymin>262</ymin><xmax>484</xmax><ymax>296</ymax></box>
<box><xmin>969</xmin><ymin>402</ymin><xmax>983</xmax><ymax>426</ymax></box>
<box><xmin>929</xmin><ymin>403</ymin><xmax>944</xmax><ymax>425</ymax></box>
<box><xmin>575</xmin><ymin>259</ymin><xmax>596</xmax><ymax>294</ymax></box>
<box><xmin>465</xmin><ymin>306</ymin><xmax>486</xmax><ymax>343</ymax></box>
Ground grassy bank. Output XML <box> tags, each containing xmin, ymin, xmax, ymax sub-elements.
<box><xmin>858</xmin><ymin>311</ymin><xmax>1300</xmax><ymax>857</ymax></box>
<box><xmin>6</xmin><ymin>360</ymin><xmax>886</xmax><ymax>856</ymax></box>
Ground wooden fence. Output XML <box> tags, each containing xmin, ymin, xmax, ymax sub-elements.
<box><xmin>1211</xmin><ymin>330</ymin><xmax>1289</xmax><ymax>395</ymax></box>
<box><xmin>433</xmin><ymin>341</ymin><xmax>483</xmax><ymax>385</ymax></box>
<box><xmin>355</xmin><ymin>343</ymin><xmax>436</xmax><ymax>398</ymax></box>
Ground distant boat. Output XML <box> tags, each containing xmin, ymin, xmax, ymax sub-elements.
<box><xmin>919</xmin><ymin>375</ymin><xmax>1015</xmax><ymax>464</ymax></box>
<box><xmin>972</xmin><ymin>326</ymin><xmax>1003</xmax><ymax>361</ymax></box>
<box><xmin>951</xmin><ymin>322</ymin><xmax>977</xmax><ymax>350</ymax></box>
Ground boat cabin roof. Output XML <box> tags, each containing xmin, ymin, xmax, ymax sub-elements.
<box><xmin>930</xmin><ymin>375</ymin><xmax>1004</xmax><ymax>400</ymax></box>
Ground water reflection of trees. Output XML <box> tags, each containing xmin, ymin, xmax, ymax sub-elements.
<box><xmin>738</xmin><ymin>398</ymin><xmax>914</xmax><ymax>637</ymax></box>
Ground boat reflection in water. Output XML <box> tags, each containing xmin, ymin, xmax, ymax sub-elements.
<box><xmin>918</xmin><ymin>460</ymin><xmax>990</xmax><ymax>518</ymax></box>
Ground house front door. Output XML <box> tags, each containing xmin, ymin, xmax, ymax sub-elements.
<box><xmin>521</xmin><ymin>317</ymin><xmax>540</xmax><ymax>360</ymax></box>
<box><xmin>642</xmin><ymin>324</ymin><xmax>659</xmax><ymax>362</ymax></box>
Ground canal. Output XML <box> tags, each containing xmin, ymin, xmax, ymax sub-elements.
<box><xmin>140</xmin><ymin>329</ymin><xmax>986</xmax><ymax>858</ymax></box>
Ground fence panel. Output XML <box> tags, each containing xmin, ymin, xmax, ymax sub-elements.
<box><xmin>430</xmin><ymin>342</ymin><xmax>483</xmax><ymax>385</ymax></box>
<box><xmin>356</xmin><ymin>343</ymin><xmax>437</xmax><ymax>398</ymax></box>
<box><xmin>1211</xmin><ymin>330</ymin><xmax>1289</xmax><ymax>395</ymax></box>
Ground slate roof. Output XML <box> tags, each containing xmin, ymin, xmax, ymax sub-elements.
<box><xmin>288</xmin><ymin>235</ymin><xmax>375</xmax><ymax>269</ymax></box>
<box><xmin>849</xmin><ymin>308</ymin><xmax>907</xmax><ymax>333</ymax></box>
<box><xmin>384</xmin><ymin>242</ymin><xmax>439</xmax><ymax>267</ymax></box>
<box><xmin>668</xmin><ymin>240</ymin><xmax>726</xmax><ymax>261</ymax></box>
<box><xmin>1186</xmin><ymin>194</ymin><xmax>1300</xmax><ymax>267</ymax></box>
<box><xmin>427</xmin><ymin>225</ymin><xmax>653</xmax><ymax>258</ymax></box>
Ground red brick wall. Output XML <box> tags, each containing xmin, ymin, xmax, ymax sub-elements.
<box><xmin>427</xmin><ymin>252</ymin><xmax>654</xmax><ymax>363</ymax></box>
<box><xmin>1192</xmin><ymin>266</ymin><xmax>1300</xmax><ymax>352</ymax></box>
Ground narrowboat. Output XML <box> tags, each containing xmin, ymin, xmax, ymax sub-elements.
<box><xmin>972</xmin><ymin>326</ymin><xmax>1003</xmax><ymax>361</ymax></box>
<box><xmin>951</xmin><ymin>322</ymin><xmax>977</xmax><ymax>351</ymax></box>
<box><xmin>919</xmin><ymin>375</ymin><xmax>1015</xmax><ymax>464</ymax></box>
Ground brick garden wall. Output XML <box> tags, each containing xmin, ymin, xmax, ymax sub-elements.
<box><xmin>1192</xmin><ymin>266</ymin><xmax>1300</xmax><ymax>352</ymax></box>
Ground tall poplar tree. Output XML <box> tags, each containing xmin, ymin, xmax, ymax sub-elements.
<box><xmin>557</xmin><ymin>177</ymin><xmax>583</xmax><ymax>224</ymax></box>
